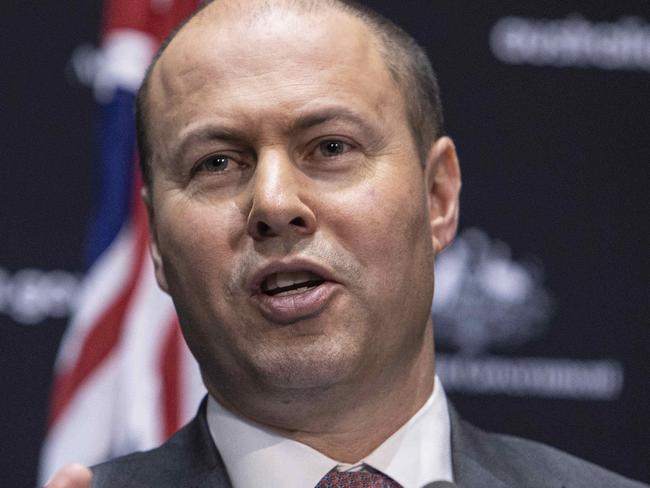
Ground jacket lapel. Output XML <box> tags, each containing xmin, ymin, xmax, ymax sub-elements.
<box><xmin>448</xmin><ymin>404</ymin><xmax>563</xmax><ymax>488</ymax></box>
<box><xmin>180</xmin><ymin>397</ymin><xmax>234</xmax><ymax>488</ymax></box>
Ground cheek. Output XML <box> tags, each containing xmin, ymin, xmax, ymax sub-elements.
<box><xmin>323</xmin><ymin>170</ymin><xmax>435</xmax><ymax>332</ymax></box>
<box><xmin>155</xmin><ymin>201</ymin><xmax>250</xmax><ymax>364</ymax></box>
<box><xmin>321</xmin><ymin>175</ymin><xmax>435</xmax><ymax>347</ymax></box>
<box><xmin>155</xmin><ymin>198</ymin><xmax>244</xmax><ymax>302</ymax></box>
<box><xmin>323</xmin><ymin>175</ymin><xmax>431</xmax><ymax>268</ymax></box>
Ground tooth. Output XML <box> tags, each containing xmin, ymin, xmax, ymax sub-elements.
<box><xmin>276</xmin><ymin>285</ymin><xmax>309</xmax><ymax>296</ymax></box>
<box><xmin>276</xmin><ymin>272</ymin><xmax>297</xmax><ymax>288</ymax></box>
<box><xmin>264</xmin><ymin>270</ymin><xmax>323</xmax><ymax>292</ymax></box>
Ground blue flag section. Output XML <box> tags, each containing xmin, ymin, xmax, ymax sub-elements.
<box><xmin>1</xmin><ymin>1</ymin><xmax>648</xmax><ymax>486</ymax></box>
<box><xmin>84</xmin><ymin>89</ymin><xmax>137</xmax><ymax>269</ymax></box>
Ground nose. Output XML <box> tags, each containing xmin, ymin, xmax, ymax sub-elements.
<box><xmin>246</xmin><ymin>150</ymin><xmax>317</xmax><ymax>240</ymax></box>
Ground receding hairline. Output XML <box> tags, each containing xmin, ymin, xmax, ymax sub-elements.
<box><xmin>150</xmin><ymin>0</ymin><xmax>390</xmax><ymax>92</ymax></box>
<box><xmin>137</xmin><ymin>0</ymin><xmax>443</xmax><ymax>187</ymax></box>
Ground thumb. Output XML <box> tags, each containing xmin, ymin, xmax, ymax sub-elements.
<box><xmin>44</xmin><ymin>464</ymin><xmax>92</xmax><ymax>488</ymax></box>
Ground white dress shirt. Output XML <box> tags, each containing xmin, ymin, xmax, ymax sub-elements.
<box><xmin>206</xmin><ymin>376</ymin><xmax>453</xmax><ymax>488</ymax></box>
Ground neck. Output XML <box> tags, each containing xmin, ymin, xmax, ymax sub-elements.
<box><xmin>209</xmin><ymin>330</ymin><xmax>436</xmax><ymax>463</ymax></box>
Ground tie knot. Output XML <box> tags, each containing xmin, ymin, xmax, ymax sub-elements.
<box><xmin>316</xmin><ymin>469</ymin><xmax>402</xmax><ymax>488</ymax></box>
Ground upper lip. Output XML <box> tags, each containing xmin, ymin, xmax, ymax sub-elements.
<box><xmin>248</xmin><ymin>259</ymin><xmax>337</xmax><ymax>294</ymax></box>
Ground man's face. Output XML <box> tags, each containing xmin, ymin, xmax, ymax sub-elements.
<box><xmin>145</xmin><ymin>6</ymin><xmax>459</xmax><ymax>410</ymax></box>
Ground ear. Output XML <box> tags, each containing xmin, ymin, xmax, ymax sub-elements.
<box><xmin>142</xmin><ymin>186</ymin><xmax>170</xmax><ymax>294</ymax></box>
<box><xmin>424</xmin><ymin>136</ymin><xmax>461</xmax><ymax>255</ymax></box>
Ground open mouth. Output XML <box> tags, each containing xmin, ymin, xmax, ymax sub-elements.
<box><xmin>260</xmin><ymin>271</ymin><xmax>325</xmax><ymax>296</ymax></box>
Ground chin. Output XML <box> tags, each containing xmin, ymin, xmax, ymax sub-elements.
<box><xmin>247</xmin><ymin>335</ymin><xmax>363</xmax><ymax>391</ymax></box>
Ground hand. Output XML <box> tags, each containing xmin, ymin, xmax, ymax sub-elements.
<box><xmin>44</xmin><ymin>464</ymin><xmax>92</xmax><ymax>488</ymax></box>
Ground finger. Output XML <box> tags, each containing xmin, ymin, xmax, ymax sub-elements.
<box><xmin>44</xmin><ymin>463</ymin><xmax>92</xmax><ymax>488</ymax></box>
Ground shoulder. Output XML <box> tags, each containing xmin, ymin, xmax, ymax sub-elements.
<box><xmin>91</xmin><ymin>424</ymin><xmax>195</xmax><ymax>487</ymax></box>
<box><xmin>450</xmin><ymin>408</ymin><xmax>648</xmax><ymax>488</ymax></box>
<box><xmin>91</xmin><ymin>401</ymin><xmax>231</xmax><ymax>488</ymax></box>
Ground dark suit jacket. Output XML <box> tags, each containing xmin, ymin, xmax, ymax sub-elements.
<box><xmin>92</xmin><ymin>399</ymin><xmax>648</xmax><ymax>487</ymax></box>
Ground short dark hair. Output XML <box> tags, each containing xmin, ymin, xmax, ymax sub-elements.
<box><xmin>136</xmin><ymin>0</ymin><xmax>444</xmax><ymax>187</ymax></box>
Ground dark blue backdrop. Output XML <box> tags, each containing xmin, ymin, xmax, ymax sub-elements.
<box><xmin>1</xmin><ymin>1</ymin><xmax>648</xmax><ymax>486</ymax></box>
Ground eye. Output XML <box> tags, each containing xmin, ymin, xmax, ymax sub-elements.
<box><xmin>198</xmin><ymin>154</ymin><xmax>231</xmax><ymax>173</ymax></box>
<box><xmin>318</xmin><ymin>140</ymin><xmax>350</xmax><ymax>158</ymax></box>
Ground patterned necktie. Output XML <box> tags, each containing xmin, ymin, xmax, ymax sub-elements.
<box><xmin>315</xmin><ymin>469</ymin><xmax>402</xmax><ymax>488</ymax></box>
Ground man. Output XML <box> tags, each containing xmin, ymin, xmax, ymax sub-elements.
<box><xmin>46</xmin><ymin>1</ymin><xmax>648</xmax><ymax>487</ymax></box>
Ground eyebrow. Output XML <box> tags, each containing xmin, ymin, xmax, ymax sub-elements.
<box><xmin>168</xmin><ymin>107</ymin><xmax>380</xmax><ymax>164</ymax></box>
<box><xmin>290</xmin><ymin>107</ymin><xmax>379</xmax><ymax>136</ymax></box>
<box><xmin>169</xmin><ymin>126</ymin><xmax>248</xmax><ymax>166</ymax></box>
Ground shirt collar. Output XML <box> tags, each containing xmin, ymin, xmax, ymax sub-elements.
<box><xmin>206</xmin><ymin>376</ymin><xmax>453</xmax><ymax>488</ymax></box>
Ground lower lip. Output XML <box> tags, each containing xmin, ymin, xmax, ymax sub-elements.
<box><xmin>251</xmin><ymin>281</ymin><xmax>338</xmax><ymax>324</ymax></box>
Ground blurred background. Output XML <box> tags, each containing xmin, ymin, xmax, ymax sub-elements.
<box><xmin>1</xmin><ymin>1</ymin><xmax>648</xmax><ymax>486</ymax></box>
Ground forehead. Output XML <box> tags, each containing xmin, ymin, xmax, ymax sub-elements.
<box><xmin>148</xmin><ymin>5</ymin><xmax>406</xmax><ymax>156</ymax></box>
<box><xmin>175</xmin><ymin>10</ymin><xmax>369</xmax><ymax>69</ymax></box>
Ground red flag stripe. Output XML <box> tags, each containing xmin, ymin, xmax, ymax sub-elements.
<box><xmin>102</xmin><ymin>0</ymin><xmax>201</xmax><ymax>45</ymax></box>
<box><xmin>159</xmin><ymin>317</ymin><xmax>183</xmax><ymax>438</ymax></box>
